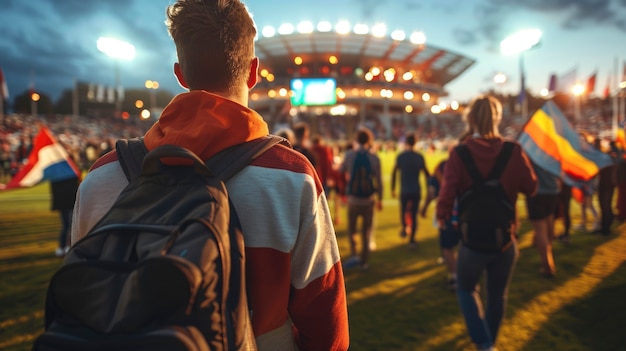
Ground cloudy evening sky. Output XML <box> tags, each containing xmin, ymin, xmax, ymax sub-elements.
<box><xmin>1</xmin><ymin>0</ymin><xmax>625</xmax><ymax>104</ymax></box>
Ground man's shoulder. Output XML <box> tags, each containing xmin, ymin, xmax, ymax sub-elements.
<box><xmin>250</xmin><ymin>142</ymin><xmax>317</xmax><ymax>176</ymax></box>
<box><xmin>89</xmin><ymin>150</ymin><xmax>119</xmax><ymax>172</ymax></box>
<box><xmin>81</xmin><ymin>150</ymin><xmax>127</xmax><ymax>193</ymax></box>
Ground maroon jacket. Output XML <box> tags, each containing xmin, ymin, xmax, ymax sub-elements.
<box><xmin>436</xmin><ymin>137</ymin><xmax>537</xmax><ymax>224</ymax></box>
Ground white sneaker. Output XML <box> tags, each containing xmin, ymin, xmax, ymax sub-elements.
<box><xmin>343</xmin><ymin>256</ymin><xmax>361</xmax><ymax>269</ymax></box>
<box><xmin>54</xmin><ymin>247</ymin><xmax>65</xmax><ymax>257</ymax></box>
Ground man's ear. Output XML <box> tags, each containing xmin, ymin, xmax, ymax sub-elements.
<box><xmin>247</xmin><ymin>57</ymin><xmax>259</xmax><ymax>89</ymax></box>
<box><xmin>173</xmin><ymin>63</ymin><xmax>189</xmax><ymax>89</ymax></box>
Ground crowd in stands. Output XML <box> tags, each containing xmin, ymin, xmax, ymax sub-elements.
<box><xmin>0</xmin><ymin>113</ymin><xmax>150</xmax><ymax>183</ymax></box>
<box><xmin>0</xmin><ymin>95</ymin><xmax>621</xmax><ymax>186</ymax></box>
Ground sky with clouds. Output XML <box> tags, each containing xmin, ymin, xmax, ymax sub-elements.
<box><xmin>1</xmin><ymin>0</ymin><xmax>625</xmax><ymax>104</ymax></box>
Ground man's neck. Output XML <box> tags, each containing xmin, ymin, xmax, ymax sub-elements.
<box><xmin>193</xmin><ymin>88</ymin><xmax>248</xmax><ymax>107</ymax></box>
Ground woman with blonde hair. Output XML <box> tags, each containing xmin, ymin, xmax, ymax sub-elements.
<box><xmin>437</xmin><ymin>95</ymin><xmax>537</xmax><ymax>351</ymax></box>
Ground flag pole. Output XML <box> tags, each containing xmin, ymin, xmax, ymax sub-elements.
<box><xmin>0</xmin><ymin>95</ymin><xmax>4</xmax><ymax>126</ymax></box>
<box><xmin>614</xmin><ymin>57</ymin><xmax>620</xmax><ymax>140</ymax></box>
<box><xmin>617</xmin><ymin>61</ymin><xmax>626</xmax><ymax>126</ymax></box>
<box><xmin>72</xmin><ymin>79</ymin><xmax>79</xmax><ymax>118</ymax></box>
<box><xmin>520</xmin><ymin>52</ymin><xmax>528</xmax><ymax>120</ymax></box>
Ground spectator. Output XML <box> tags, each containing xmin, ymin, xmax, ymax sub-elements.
<box><xmin>555</xmin><ymin>183</ymin><xmax>573</xmax><ymax>244</ymax></box>
<box><xmin>592</xmin><ymin>138</ymin><xmax>617</xmax><ymax>235</ymax></box>
<box><xmin>421</xmin><ymin>159</ymin><xmax>459</xmax><ymax>290</ymax></box>
<box><xmin>436</xmin><ymin>95</ymin><xmax>537</xmax><ymax>351</ymax></box>
<box><xmin>311</xmin><ymin>133</ymin><xmax>335</xmax><ymax>194</ymax></box>
<box><xmin>70</xmin><ymin>1</ymin><xmax>349</xmax><ymax>349</ymax></box>
<box><xmin>292</xmin><ymin>121</ymin><xmax>317</xmax><ymax>167</ymax></box>
<box><xmin>526</xmin><ymin>161</ymin><xmax>560</xmax><ymax>277</ymax></box>
<box><xmin>339</xmin><ymin>127</ymin><xmax>383</xmax><ymax>270</ymax></box>
<box><xmin>391</xmin><ymin>131</ymin><xmax>430</xmax><ymax>248</ymax></box>
<box><xmin>51</xmin><ymin>175</ymin><xmax>80</xmax><ymax>256</ymax></box>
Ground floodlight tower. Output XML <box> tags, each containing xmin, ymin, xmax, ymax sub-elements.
<box><xmin>501</xmin><ymin>29</ymin><xmax>542</xmax><ymax>119</ymax></box>
<box><xmin>96</xmin><ymin>37</ymin><xmax>136</xmax><ymax>118</ymax></box>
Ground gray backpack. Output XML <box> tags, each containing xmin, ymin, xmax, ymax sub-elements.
<box><xmin>33</xmin><ymin>136</ymin><xmax>287</xmax><ymax>351</ymax></box>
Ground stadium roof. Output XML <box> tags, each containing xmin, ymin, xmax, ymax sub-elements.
<box><xmin>254</xmin><ymin>30</ymin><xmax>475</xmax><ymax>90</ymax></box>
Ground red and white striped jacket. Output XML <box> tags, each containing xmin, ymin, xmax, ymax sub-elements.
<box><xmin>71</xmin><ymin>91</ymin><xmax>349</xmax><ymax>351</ymax></box>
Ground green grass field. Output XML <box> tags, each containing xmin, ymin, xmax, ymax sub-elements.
<box><xmin>1</xmin><ymin>151</ymin><xmax>625</xmax><ymax>351</ymax></box>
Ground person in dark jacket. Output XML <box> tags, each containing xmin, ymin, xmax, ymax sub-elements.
<box><xmin>592</xmin><ymin>138</ymin><xmax>617</xmax><ymax>235</ymax></box>
<box><xmin>51</xmin><ymin>175</ymin><xmax>80</xmax><ymax>256</ymax></box>
<box><xmin>391</xmin><ymin>131</ymin><xmax>430</xmax><ymax>247</ymax></box>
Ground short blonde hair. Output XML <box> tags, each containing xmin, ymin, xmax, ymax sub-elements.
<box><xmin>166</xmin><ymin>0</ymin><xmax>257</xmax><ymax>94</ymax></box>
<box><xmin>462</xmin><ymin>95</ymin><xmax>502</xmax><ymax>139</ymax></box>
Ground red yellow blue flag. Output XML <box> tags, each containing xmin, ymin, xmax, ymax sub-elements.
<box><xmin>517</xmin><ymin>100</ymin><xmax>612</xmax><ymax>186</ymax></box>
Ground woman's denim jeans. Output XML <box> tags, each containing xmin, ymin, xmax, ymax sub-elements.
<box><xmin>456</xmin><ymin>242</ymin><xmax>518</xmax><ymax>349</ymax></box>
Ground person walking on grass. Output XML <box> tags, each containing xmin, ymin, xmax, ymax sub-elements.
<box><xmin>555</xmin><ymin>183</ymin><xmax>573</xmax><ymax>244</ymax></box>
<box><xmin>391</xmin><ymin>131</ymin><xmax>430</xmax><ymax>248</ymax></box>
<box><xmin>436</xmin><ymin>95</ymin><xmax>537</xmax><ymax>351</ymax></box>
<box><xmin>592</xmin><ymin>138</ymin><xmax>618</xmax><ymax>236</ymax></box>
<box><xmin>51</xmin><ymin>174</ymin><xmax>80</xmax><ymax>257</ymax></box>
<box><xmin>339</xmin><ymin>127</ymin><xmax>382</xmax><ymax>270</ymax></box>
<box><xmin>71</xmin><ymin>1</ymin><xmax>349</xmax><ymax>349</ymax></box>
<box><xmin>421</xmin><ymin>159</ymin><xmax>459</xmax><ymax>290</ymax></box>
<box><xmin>526</xmin><ymin>161</ymin><xmax>560</xmax><ymax>278</ymax></box>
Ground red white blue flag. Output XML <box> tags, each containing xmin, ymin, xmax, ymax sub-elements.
<box><xmin>4</xmin><ymin>126</ymin><xmax>80</xmax><ymax>189</ymax></box>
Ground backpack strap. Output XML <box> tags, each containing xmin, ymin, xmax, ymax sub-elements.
<box><xmin>456</xmin><ymin>141</ymin><xmax>515</xmax><ymax>184</ymax></box>
<box><xmin>116</xmin><ymin>135</ymin><xmax>290</xmax><ymax>182</ymax></box>
<box><xmin>206</xmin><ymin>135</ymin><xmax>291</xmax><ymax>181</ymax></box>
<box><xmin>116</xmin><ymin>137</ymin><xmax>148</xmax><ymax>181</ymax></box>
<box><xmin>456</xmin><ymin>144</ymin><xmax>483</xmax><ymax>184</ymax></box>
<box><xmin>487</xmin><ymin>141</ymin><xmax>515</xmax><ymax>180</ymax></box>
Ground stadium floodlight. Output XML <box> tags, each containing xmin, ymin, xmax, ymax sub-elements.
<box><xmin>97</xmin><ymin>37</ymin><xmax>135</xmax><ymax>118</ymax></box>
<box><xmin>500</xmin><ymin>29</ymin><xmax>542</xmax><ymax>56</ymax></box>
<box><xmin>261</xmin><ymin>26</ymin><xmax>276</xmax><ymax>38</ymax></box>
<box><xmin>391</xmin><ymin>30</ymin><xmax>406</xmax><ymax>41</ymax></box>
<box><xmin>494</xmin><ymin>72</ymin><xmax>507</xmax><ymax>84</ymax></box>
<box><xmin>96</xmin><ymin>37</ymin><xmax>136</xmax><ymax>61</ymax></box>
<box><xmin>297</xmin><ymin>21</ymin><xmax>314</xmax><ymax>34</ymax></box>
<box><xmin>278</xmin><ymin>23</ymin><xmax>294</xmax><ymax>35</ymax></box>
<box><xmin>335</xmin><ymin>20</ymin><xmax>351</xmax><ymax>34</ymax></box>
<box><xmin>371</xmin><ymin>23</ymin><xmax>387</xmax><ymax>38</ymax></box>
<box><xmin>410</xmin><ymin>31</ymin><xmax>426</xmax><ymax>45</ymax></box>
<box><xmin>353</xmin><ymin>24</ymin><xmax>369</xmax><ymax>35</ymax></box>
<box><xmin>317</xmin><ymin>21</ymin><xmax>333</xmax><ymax>32</ymax></box>
<box><xmin>500</xmin><ymin>29</ymin><xmax>542</xmax><ymax>119</ymax></box>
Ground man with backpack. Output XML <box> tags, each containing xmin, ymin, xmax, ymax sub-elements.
<box><xmin>339</xmin><ymin>127</ymin><xmax>382</xmax><ymax>270</ymax></box>
<box><xmin>61</xmin><ymin>1</ymin><xmax>349</xmax><ymax>350</ymax></box>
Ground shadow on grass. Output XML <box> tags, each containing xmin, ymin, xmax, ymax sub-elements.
<box><xmin>524</xmin><ymin>261</ymin><xmax>626</xmax><ymax>351</ymax></box>
<box><xmin>337</xmin><ymin>216</ymin><xmax>622</xmax><ymax>350</ymax></box>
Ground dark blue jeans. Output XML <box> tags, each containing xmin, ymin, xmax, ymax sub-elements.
<box><xmin>58</xmin><ymin>209</ymin><xmax>73</xmax><ymax>248</ymax></box>
<box><xmin>400</xmin><ymin>193</ymin><xmax>420</xmax><ymax>242</ymax></box>
<box><xmin>456</xmin><ymin>242</ymin><xmax>518</xmax><ymax>349</ymax></box>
